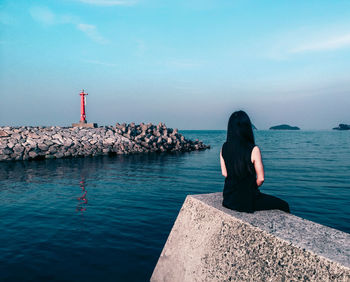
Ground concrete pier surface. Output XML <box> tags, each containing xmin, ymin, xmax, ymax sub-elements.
<box><xmin>151</xmin><ymin>192</ymin><xmax>350</xmax><ymax>281</ymax></box>
<box><xmin>72</xmin><ymin>122</ymin><xmax>98</xmax><ymax>128</ymax></box>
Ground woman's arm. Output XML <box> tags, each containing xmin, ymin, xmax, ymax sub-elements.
<box><xmin>251</xmin><ymin>146</ymin><xmax>264</xmax><ymax>187</ymax></box>
<box><xmin>220</xmin><ymin>149</ymin><xmax>227</xmax><ymax>177</ymax></box>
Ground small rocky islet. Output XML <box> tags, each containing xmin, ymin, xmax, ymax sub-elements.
<box><xmin>0</xmin><ymin>122</ymin><xmax>210</xmax><ymax>162</ymax></box>
<box><xmin>269</xmin><ymin>124</ymin><xmax>300</xmax><ymax>130</ymax></box>
<box><xmin>333</xmin><ymin>124</ymin><xmax>350</xmax><ymax>130</ymax></box>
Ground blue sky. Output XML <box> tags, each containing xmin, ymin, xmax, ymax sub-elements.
<box><xmin>1</xmin><ymin>0</ymin><xmax>349</xmax><ymax>129</ymax></box>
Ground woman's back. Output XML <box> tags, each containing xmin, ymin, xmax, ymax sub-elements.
<box><xmin>220</xmin><ymin>110</ymin><xmax>290</xmax><ymax>214</ymax></box>
<box><xmin>221</xmin><ymin>141</ymin><xmax>258</xmax><ymax>212</ymax></box>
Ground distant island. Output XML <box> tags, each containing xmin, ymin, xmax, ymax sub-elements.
<box><xmin>333</xmin><ymin>124</ymin><xmax>350</xmax><ymax>130</ymax></box>
<box><xmin>252</xmin><ymin>124</ymin><xmax>257</xmax><ymax>130</ymax></box>
<box><xmin>269</xmin><ymin>124</ymin><xmax>300</xmax><ymax>130</ymax></box>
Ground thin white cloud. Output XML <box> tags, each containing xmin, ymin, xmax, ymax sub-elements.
<box><xmin>290</xmin><ymin>33</ymin><xmax>350</xmax><ymax>53</ymax></box>
<box><xmin>83</xmin><ymin>59</ymin><xmax>117</xmax><ymax>67</ymax></box>
<box><xmin>29</xmin><ymin>6</ymin><xmax>108</xmax><ymax>44</ymax></box>
<box><xmin>266</xmin><ymin>28</ymin><xmax>350</xmax><ymax>60</ymax></box>
<box><xmin>77</xmin><ymin>23</ymin><xmax>108</xmax><ymax>44</ymax></box>
<box><xmin>77</xmin><ymin>0</ymin><xmax>136</xmax><ymax>6</ymax></box>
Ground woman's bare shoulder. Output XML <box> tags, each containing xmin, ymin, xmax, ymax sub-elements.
<box><xmin>251</xmin><ymin>145</ymin><xmax>262</xmax><ymax>162</ymax></box>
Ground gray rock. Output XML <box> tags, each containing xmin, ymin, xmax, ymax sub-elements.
<box><xmin>38</xmin><ymin>143</ymin><xmax>49</xmax><ymax>151</ymax></box>
<box><xmin>52</xmin><ymin>139</ymin><xmax>63</xmax><ymax>145</ymax></box>
<box><xmin>13</xmin><ymin>144</ymin><xmax>24</xmax><ymax>153</ymax></box>
<box><xmin>28</xmin><ymin>132</ymin><xmax>40</xmax><ymax>139</ymax></box>
<box><xmin>0</xmin><ymin>130</ymin><xmax>10</xmax><ymax>137</ymax></box>
<box><xmin>44</xmin><ymin>140</ymin><xmax>54</xmax><ymax>146</ymax></box>
<box><xmin>141</xmin><ymin>141</ymin><xmax>149</xmax><ymax>148</ymax></box>
<box><xmin>28</xmin><ymin>151</ymin><xmax>38</xmax><ymax>158</ymax></box>
<box><xmin>64</xmin><ymin>151</ymin><xmax>71</xmax><ymax>157</ymax></box>
<box><xmin>0</xmin><ymin>154</ymin><xmax>10</xmax><ymax>161</ymax></box>
<box><xmin>141</xmin><ymin>124</ymin><xmax>148</xmax><ymax>132</ymax></box>
<box><xmin>48</xmin><ymin>146</ymin><xmax>57</xmax><ymax>154</ymax></box>
<box><xmin>14</xmin><ymin>154</ymin><xmax>23</xmax><ymax>161</ymax></box>
<box><xmin>12</xmin><ymin>133</ymin><xmax>21</xmax><ymax>140</ymax></box>
<box><xmin>0</xmin><ymin>142</ymin><xmax>8</xmax><ymax>149</ymax></box>
<box><xmin>52</xmin><ymin>133</ymin><xmax>62</xmax><ymax>140</ymax></box>
<box><xmin>63</xmin><ymin>140</ymin><xmax>73</xmax><ymax>147</ymax></box>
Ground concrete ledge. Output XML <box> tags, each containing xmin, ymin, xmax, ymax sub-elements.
<box><xmin>72</xmin><ymin>122</ymin><xmax>98</xmax><ymax>128</ymax></box>
<box><xmin>151</xmin><ymin>192</ymin><xmax>350</xmax><ymax>281</ymax></box>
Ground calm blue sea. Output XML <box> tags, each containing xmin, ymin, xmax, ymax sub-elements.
<box><xmin>0</xmin><ymin>130</ymin><xmax>349</xmax><ymax>281</ymax></box>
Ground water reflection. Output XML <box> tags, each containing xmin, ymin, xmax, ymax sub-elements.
<box><xmin>0</xmin><ymin>152</ymin><xmax>193</xmax><ymax>184</ymax></box>
<box><xmin>77</xmin><ymin>179</ymin><xmax>88</xmax><ymax>212</ymax></box>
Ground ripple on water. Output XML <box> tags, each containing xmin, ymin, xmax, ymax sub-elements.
<box><xmin>0</xmin><ymin>130</ymin><xmax>349</xmax><ymax>281</ymax></box>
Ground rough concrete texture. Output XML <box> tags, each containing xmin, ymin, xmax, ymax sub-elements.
<box><xmin>72</xmin><ymin>122</ymin><xmax>98</xmax><ymax>128</ymax></box>
<box><xmin>151</xmin><ymin>192</ymin><xmax>350</xmax><ymax>282</ymax></box>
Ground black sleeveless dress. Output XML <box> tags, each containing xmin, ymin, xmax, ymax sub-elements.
<box><xmin>222</xmin><ymin>142</ymin><xmax>258</xmax><ymax>213</ymax></box>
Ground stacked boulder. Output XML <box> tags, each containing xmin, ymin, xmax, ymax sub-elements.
<box><xmin>0</xmin><ymin>123</ymin><xmax>209</xmax><ymax>161</ymax></box>
<box><xmin>115</xmin><ymin>122</ymin><xmax>209</xmax><ymax>153</ymax></box>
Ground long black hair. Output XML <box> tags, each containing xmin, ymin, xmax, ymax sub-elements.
<box><xmin>224</xmin><ymin>110</ymin><xmax>255</xmax><ymax>177</ymax></box>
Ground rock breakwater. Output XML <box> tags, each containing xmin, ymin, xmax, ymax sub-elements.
<box><xmin>0</xmin><ymin>123</ymin><xmax>209</xmax><ymax>161</ymax></box>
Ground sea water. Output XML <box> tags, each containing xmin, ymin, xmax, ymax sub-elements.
<box><xmin>0</xmin><ymin>130</ymin><xmax>349</xmax><ymax>281</ymax></box>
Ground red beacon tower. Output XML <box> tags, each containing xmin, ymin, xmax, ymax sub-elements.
<box><xmin>80</xmin><ymin>89</ymin><xmax>88</xmax><ymax>123</ymax></box>
<box><xmin>72</xmin><ymin>89</ymin><xmax>98</xmax><ymax>128</ymax></box>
